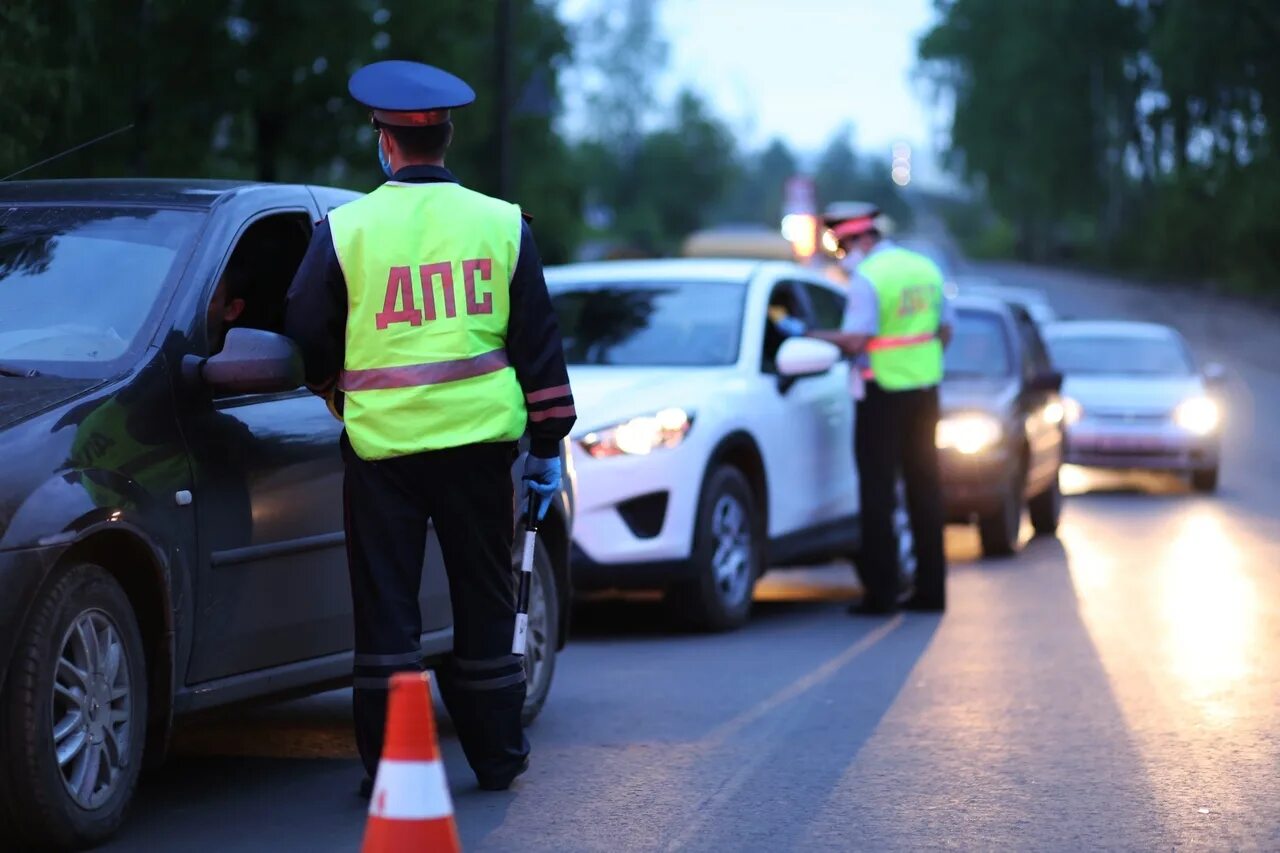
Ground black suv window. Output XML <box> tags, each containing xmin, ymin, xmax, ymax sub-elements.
<box><xmin>206</xmin><ymin>212</ymin><xmax>313</xmax><ymax>358</ymax></box>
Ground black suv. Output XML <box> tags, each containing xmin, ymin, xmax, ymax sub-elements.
<box><xmin>0</xmin><ymin>180</ymin><xmax>573</xmax><ymax>849</ymax></box>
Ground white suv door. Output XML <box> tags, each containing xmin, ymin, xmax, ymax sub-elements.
<box><xmin>796</xmin><ymin>279</ymin><xmax>859</xmax><ymax>524</ymax></box>
<box><xmin>749</xmin><ymin>279</ymin><xmax>835</xmax><ymax>540</ymax></box>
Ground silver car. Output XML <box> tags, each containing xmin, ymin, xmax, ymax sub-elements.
<box><xmin>1043</xmin><ymin>320</ymin><xmax>1224</xmax><ymax>492</ymax></box>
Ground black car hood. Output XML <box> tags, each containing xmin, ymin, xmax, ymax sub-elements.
<box><xmin>940</xmin><ymin>375</ymin><xmax>1019</xmax><ymax>413</ymax></box>
<box><xmin>0</xmin><ymin>376</ymin><xmax>104</xmax><ymax>430</ymax></box>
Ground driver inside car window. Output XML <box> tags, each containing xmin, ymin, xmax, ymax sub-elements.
<box><xmin>207</xmin><ymin>254</ymin><xmax>249</xmax><ymax>353</ymax></box>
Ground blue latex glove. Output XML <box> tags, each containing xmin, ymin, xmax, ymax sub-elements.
<box><xmin>522</xmin><ymin>454</ymin><xmax>562</xmax><ymax>521</ymax></box>
<box><xmin>775</xmin><ymin>316</ymin><xmax>807</xmax><ymax>337</ymax></box>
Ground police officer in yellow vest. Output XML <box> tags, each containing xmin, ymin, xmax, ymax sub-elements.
<box><xmin>808</xmin><ymin>204</ymin><xmax>952</xmax><ymax>615</ymax></box>
<box><xmin>284</xmin><ymin>61</ymin><xmax>576</xmax><ymax>793</ymax></box>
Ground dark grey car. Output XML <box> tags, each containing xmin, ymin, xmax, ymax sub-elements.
<box><xmin>0</xmin><ymin>180</ymin><xmax>573</xmax><ymax>850</ymax></box>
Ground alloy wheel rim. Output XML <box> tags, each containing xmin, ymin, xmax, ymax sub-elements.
<box><xmin>711</xmin><ymin>494</ymin><xmax>752</xmax><ymax>605</ymax></box>
<box><xmin>53</xmin><ymin>609</ymin><xmax>132</xmax><ymax>810</ymax></box>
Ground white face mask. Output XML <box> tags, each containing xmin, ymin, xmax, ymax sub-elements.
<box><xmin>842</xmin><ymin>247</ymin><xmax>867</xmax><ymax>270</ymax></box>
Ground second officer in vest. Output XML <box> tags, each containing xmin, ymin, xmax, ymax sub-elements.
<box><xmin>809</xmin><ymin>204</ymin><xmax>953</xmax><ymax>615</ymax></box>
<box><xmin>284</xmin><ymin>61</ymin><xmax>576</xmax><ymax>792</ymax></box>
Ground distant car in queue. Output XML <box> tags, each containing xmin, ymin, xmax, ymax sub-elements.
<box><xmin>0</xmin><ymin>180</ymin><xmax>574</xmax><ymax>849</ymax></box>
<box><xmin>1042</xmin><ymin>320</ymin><xmax>1224</xmax><ymax>492</ymax></box>
<box><xmin>937</xmin><ymin>296</ymin><xmax>1066</xmax><ymax>556</ymax></box>
<box><xmin>954</xmin><ymin>275</ymin><xmax>1058</xmax><ymax>326</ymax></box>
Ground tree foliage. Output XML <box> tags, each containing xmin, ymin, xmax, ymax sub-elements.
<box><xmin>0</xmin><ymin>0</ymin><xmax>580</xmax><ymax>261</ymax></box>
<box><xmin>813</xmin><ymin>127</ymin><xmax>914</xmax><ymax>231</ymax></box>
<box><xmin>715</xmin><ymin>137</ymin><xmax>799</xmax><ymax>225</ymax></box>
<box><xmin>920</xmin><ymin>0</ymin><xmax>1280</xmax><ymax>291</ymax></box>
<box><xmin>571</xmin><ymin>1</ymin><xmax>737</xmax><ymax>255</ymax></box>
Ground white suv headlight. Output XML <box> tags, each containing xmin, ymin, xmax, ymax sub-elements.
<box><xmin>936</xmin><ymin>412</ymin><xmax>1003</xmax><ymax>455</ymax></box>
<box><xmin>580</xmin><ymin>408</ymin><xmax>693</xmax><ymax>458</ymax></box>
<box><xmin>1174</xmin><ymin>397</ymin><xmax>1220</xmax><ymax>435</ymax></box>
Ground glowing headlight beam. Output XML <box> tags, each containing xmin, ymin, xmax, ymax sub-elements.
<box><xmin>580</xmin><ymin>408</ymin><xmax>693</xmax><ymax>458</ymax></box>
<box><xmin>1061</xmin><ymin>397</ymin><xmax>1083</xmax><ymax>426</ymax></box>
<box><xmin>1174</xmin><ymin>397</ymin><xmax>1220</xmax><ymax>435</ymax></box>
<box><xmin>936</xmin><ymin>412</ymin><xmax>1003</xmax><ymax>455</ymax></box>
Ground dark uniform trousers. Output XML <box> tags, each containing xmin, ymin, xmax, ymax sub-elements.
<box><xmin>341</xmin><ymin>435</ymin><xmax>529</xmax><ymax>783</ymax></box>
<box><xmin>855</xmin><ymin>381</ymin><xmax>947</xmax><ymax>609</ymax></box>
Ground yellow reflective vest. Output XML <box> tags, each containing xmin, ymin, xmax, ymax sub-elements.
<box><xmin>861</xmin><ymin>247</ymin><xmax>945</xmax><ymax>391</ymax></box>
<box><xmin>328</xmin><ymin>182</ymin><xmax>528</xmax><ymax>460</ymax></box>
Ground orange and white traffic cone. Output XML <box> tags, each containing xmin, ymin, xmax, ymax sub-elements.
<box><xmin>361</xmin><ymin>672</ymin><xmax>461</xmax><ymax>853</ymax></box>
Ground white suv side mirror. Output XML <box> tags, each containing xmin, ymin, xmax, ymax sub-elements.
<box><xmin>776</xmin><ymin>337</ymin><xmax>841</xmax><ymax>378</ymax></box>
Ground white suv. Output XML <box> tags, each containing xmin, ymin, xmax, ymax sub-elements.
<box><xmin>546</xmin><ymin>259</ymin><xmax>866</xmax><ymax>629</ymax></box>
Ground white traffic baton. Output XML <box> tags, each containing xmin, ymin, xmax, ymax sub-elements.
<box><xmin>512</xmin><ymin>490</ymin><xmax>539</xmax><ymax>655</ymax></box>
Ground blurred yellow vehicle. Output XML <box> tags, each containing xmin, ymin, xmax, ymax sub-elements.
<box><xmin>682</xmin><ymin>225</ymin><xmax>847</xmax><ymax>286</ymax></box>
<box><xmin>681</xmin><ymin>225</ymin><xmax>796</xmax><ymax>260</ymax></box>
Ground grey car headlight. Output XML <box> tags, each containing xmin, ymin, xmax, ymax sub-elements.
<box><xmin>936</xmin><ymin>412</ymin><xmax>1003</xmax><ymax>455</ymax></box>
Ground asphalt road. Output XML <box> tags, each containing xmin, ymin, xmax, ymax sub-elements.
<box><xmin>104</xmin><ymin>262</ymin><xmax>1280</xmax><ymax>852</ymax></box>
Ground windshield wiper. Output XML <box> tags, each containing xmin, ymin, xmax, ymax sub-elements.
<box><xmin>0</xmin><ymin>363</ymin><xmax>42</xmax><ymax>378</ymax></box>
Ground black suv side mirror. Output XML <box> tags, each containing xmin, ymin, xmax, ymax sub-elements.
<box><xmin>199</xmin><ymin>328</ymin><xmax>305</xmax><ymax>394</ymax></box>
<box><xmin>1027</xmin><ymin>369</ymin><xmax>1063</xmax><ymax>393</ymax></box>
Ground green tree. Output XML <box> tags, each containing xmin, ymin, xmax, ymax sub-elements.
<box><xmin>0</xmin><ymin>2</ymin><xmax>71</xmax><ymax>177</ymax></box>
<box><xmin>919</xmin><ymin>0</ymin><xmax>1138</xmax><ymax>258</ymax></box>
<box><xmin>715</xmin><ymin>137</ymin><xmax>799</xmax><ymax>225</ymax></box>
<box><xmin>0</xmin><ymin>0</ymin><xmax>583</xmax><ymax>261</ymax></box>
<box><xmin>570</xmin><ymin>0</ymin><xmax>740</xmax><ymax>254</ymax></box>
<box><xmin>813</xmin><ymin>126</ymin><xmax>913</xmax><ymax>231</ymax></box>
<box><xmin>814</xmin><ymin>126</ymin><xmax>861</xmax><ymax>206</ymax></box>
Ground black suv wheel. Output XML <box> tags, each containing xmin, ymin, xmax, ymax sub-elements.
<box><xmin>0</xmin><ymin>563</ymin><xmax>148</xmax><ymax>850</ymax></box>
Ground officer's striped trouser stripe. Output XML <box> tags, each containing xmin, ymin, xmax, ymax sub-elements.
<box><xmin>354</xmin><ymin>653</ymin><xmax>525</xmax><ymax>692</ymax></box>
<box><xmin>452</xmin><ymin>654</ymin><xmax>521</xmax><ymax>671</ymax></box>
<box><xmin>441</xmin><ymin>653</ymin><xmax>525</xmax><ymax>692</ymax></box>
<box><xmin>353</xmin><ymin>647</ymin><xmax>424</xmax><ymax>691</ymax></box>
<box><xmin>455</xmin><ymin>672</ymin><xmax>526</xmax><ymax>691</ymax></box>
<box><xmin>355</xmin><ymin>650</ymin><xmax>424</xmax><ymax>667</ymax></box>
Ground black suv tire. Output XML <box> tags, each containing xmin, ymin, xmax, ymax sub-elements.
<box><xmin>0</xmin><ymin>563</ymin><xmax>148</xmax><ymax>850</ymax></box>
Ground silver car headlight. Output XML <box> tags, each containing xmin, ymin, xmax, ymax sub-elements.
<box><xmin>936</xmin><ymin>412</ymin><xmax>1003</xmax><ymax>455</ymax></box>
<box><xmin>580</xmin><ymin>408</ymin><xmax>693</xmax><ymax>458</ymax></box>
<box><xmin>1173</xmin><ymin>397</ymin><xmax>1220</xmax><ymax>435</ymax></box>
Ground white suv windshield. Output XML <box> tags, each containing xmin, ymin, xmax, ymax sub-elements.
<box><xmin>549</xmin><ymin>279</ymin><xmax>746</xmax><ymax>366</ymax></box>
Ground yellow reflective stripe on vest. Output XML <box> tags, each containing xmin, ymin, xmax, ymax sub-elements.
<box><xmin>328</xmin><ymin>182</ymin><xmax>527</xmax><ymax>460</ymax></box>
<box><xmin>339</xmin><ymin>348</ymin><xmax>509</xmax><ymax>392</ymax></box>
<box><xmin>864</xmin><ymin>332</ymin><xmax>936</xmax><ymax>352</ymax></box>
